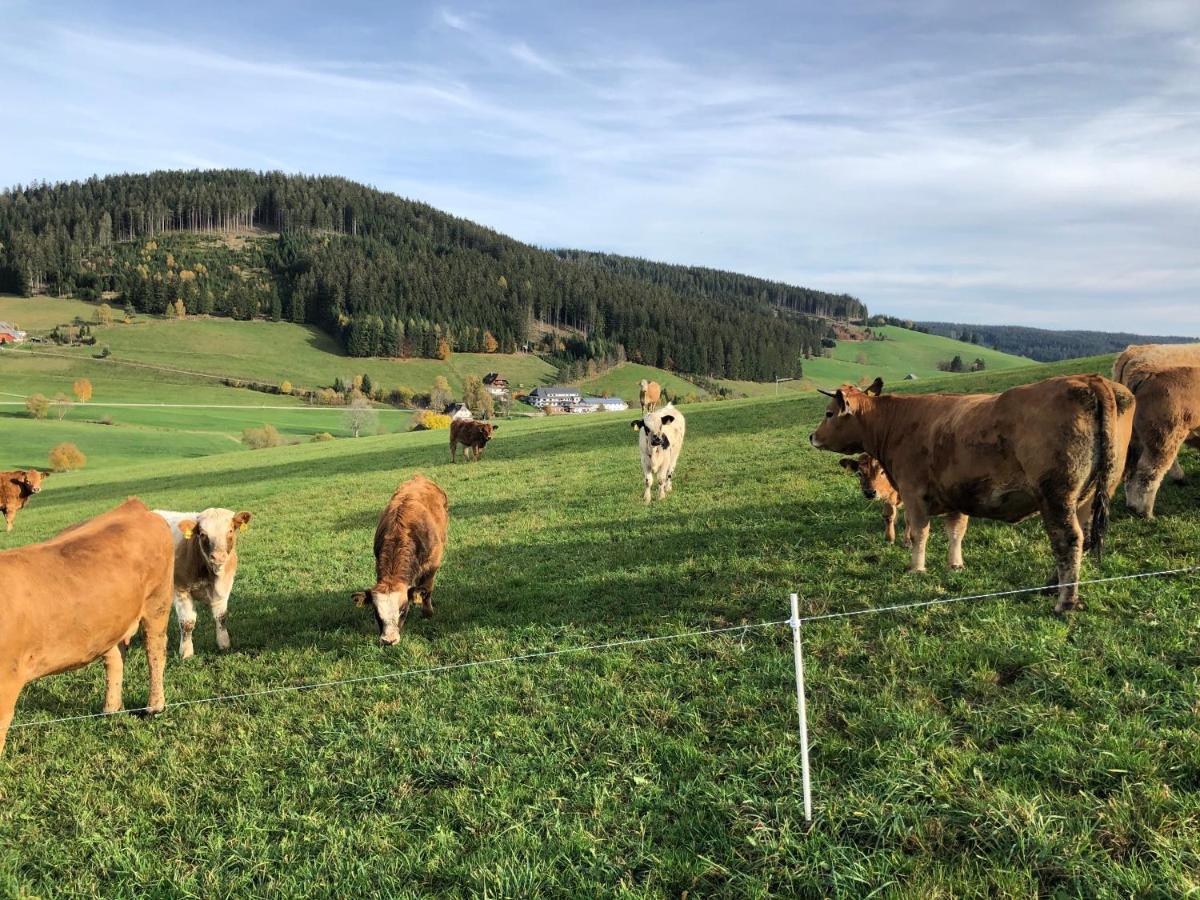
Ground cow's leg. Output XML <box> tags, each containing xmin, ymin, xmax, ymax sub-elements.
<box><xmin>417</xmin><ymin>571</ymin><xmax>438</xmax><ymax>619</ymax></box>
<box><xmin>450</xmin><ymin>438</ymin><xmax>457</xmax><ymax>463</ymax></box>
<box><xmin>1126</xmin><ymin>429</ymin><xmax>1187</xmax><ymax>519</ymax></box>
<box><xmin>101</xmin><ymin>640</ymin><xmax>129</xmax><ymax>714</ymax></box>
<box><xmin>643</xmin><ymin>469</ymin><xmax>653</xmax><ymax>503</ymax></box>
<box><xmin>664</xmin><ymin>459</ymin><xmax>677</xmax><ymax>495</ymax></box>
<box><xmin>142</xmin><ymin>609</ymin><xmax>169</xmax><ymax>715</ymax></box>
<box><xmin>944</xmin><ymin>513</ymin><xmax>969</xmax><ymax>570</ymax></box>
<box><xmin>0</xmin><ymin>677</ymin><xmax>23</xmax><ymax>756</ymax></box>
<box><xmin>1168</xmin><ymin>458</ymin><xmax>1186</xmax><ymax>483</ymax></box>
<box><xmin>882</xmin><ymin>503</ymin><xmax>897</xmax><ymax>544</ymax></box>
<box><xmin>175</xmin><ymin>591</ymin><xmax>197</xmax><ymax>659</ymax></box>
<box><xmin>473</xmin><ymin>445</ymin><xmax>484</xmax><ymax>462</ymax></box>
<box><xmin>207</xmin><ymin>586</ymin><xmax>232</xmax><ymax>652</ymax></box>
<box><xmin>1041</xmin><ymin>500</ymin><xmax>1084</xmax><ymax>613</ymax></box>
<box><xmin>3</xmin><ymin>509</ymin><xmax>13</xmax><ymax>532</ymax></box>
<box><xmin>906</xmin><ymin>507</ymin><xmax>931</xmax><ymax>573</ymax></box>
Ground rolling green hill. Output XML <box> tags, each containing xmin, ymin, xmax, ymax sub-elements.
<box><xmin>1</xmin><ymin>351</ymin><xmax>1196</xmax><ymax>895</ymax></box>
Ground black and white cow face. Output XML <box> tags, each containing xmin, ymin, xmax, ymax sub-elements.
<box><xmin>630</xmin><ymin>414</ymin><xmax>676</xmax><ymax>449</ymax></box>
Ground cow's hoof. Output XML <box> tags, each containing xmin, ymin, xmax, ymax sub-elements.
<box><xmin>131</xmin><ymin>704</ymin><xmax>165</xmax><ymax>718</ymax></box>
<box><xmin>906</xmin><ymin>566</ymin><xmax>926</xmax><ymax>575</ymax></box>
<box><xmin>950</xmin><ymin>564</ymin><xmax>965</xmax><ymax>571</ymax></box>
<box><xmin>102</xmin><ymin>705</ymin><xmax>123</xmax><ymax>716</ymax></box>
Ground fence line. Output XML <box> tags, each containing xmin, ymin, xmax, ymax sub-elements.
<box><xmin>0</xmin><ymin>401</ymin><xmax>411</xmax><ymax>412</ymax></box>
<box><xmin>11</xmin><ymin>564</ymin><xmax>1198</xmax><ymax>737</ymax></box>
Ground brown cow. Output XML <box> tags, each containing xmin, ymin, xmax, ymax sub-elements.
<box><xmin>352</xmin><ymin>474</ymin><xmax>449</xmax><ymax>645</ymax></box>
<box><xmin>1</xmin><ymin>469</ymin><xmax>49</xmax><ymax>533</ymax></box>
<box><xmin>639</xmin><ymin>379</ymin><xmax>662</xmax><ymax>414</ymax></box>
<box><xmin>449</xmin><ymin>419</ymin><xmax>497</xmax><ymax>463</ymax></box>
<box><xmin>1114</xmin><ymin>343</ymin><xmax>1200</xmax><ymax>492</ymax></box>
<box><xmin>1119</xmin><ymin>366</ymin><xmax>1200</xmax><ymax>518</ymax></box>
<box><xmin>841</xmin><ymin>455</ymin><xmax>911</xmax><ymax>546</ymax></box>
<box><xmin>810</xmin><ymin>375</ymin><xmax>1135</xmax><ymax>612</ymax></box>
<box><xmin>0</xmin><ymin>499</ymin><xmax>175</xmax><ymax>754</ymax></box>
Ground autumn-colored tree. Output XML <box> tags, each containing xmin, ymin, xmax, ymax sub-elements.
<box><xmin>49</xmin><ymin>442</ymin><xmax>87</xmax><ymax>472</ymax></box>
<box><xmin>463</xmin><ymin>375</ymin><xmax>495</xmax><ymax>419</ymax></box>
<box><xmin>95</xmin><ymin>304</ymin><xmax>113</xmax><ymax>326</ymax></box>
<box><xmin>436</xmin><ymin>338</ymin><xmax>451</xmax><ymax>360</ymax></box>
<box><xmin>53</xmin><ymin>392</ymin><xmax>73</xmax><ymax>420</ymax></box>
<box><xmin>279</xmin><ymin>380</ymin><xmax>293</xmax><ymax>395</ymax></box>
<box><xmin>429</xmin><ymin>376</ymin><xmax>453</xmax><ymax>412</ymax></box>
<box><xmin>25</xmin><ymin>393</ymin><xmax>49</xmax><ymax>419</ymax></box>
<box><xmin>344</xmin><ymin>397</ymin><xmax>378</xmax><ymax>438</ymax></box>
<box><xmin>173</xmin><ymin>298</ymin><xmax>186</xmax><ymax>318</ymax></box>
<box><xmin>73</xmin><ymin>378</ymin><xmax>93</xmax><ymax>403</ymax></box>
<box><xmin>483</xmin><ymin>331</ymin><xmax>499</xmax><ymax>353</ymax></box>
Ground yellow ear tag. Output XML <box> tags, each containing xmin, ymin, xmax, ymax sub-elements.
<box><xmin>353</xmin><ymin>593</ymin><xmax>368</xmax><ymax>608</ymax></box>
<box><xmin>239</xmin><ymin>523</ymin><xmax>248</xmax><ymax>532</ymax></box>
<box><xmin>181</xmin><ymin>527</ymin><xmax>194</xmax><ymax>540</ymax></box>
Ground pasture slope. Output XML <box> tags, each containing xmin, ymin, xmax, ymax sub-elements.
<box><xmin>1</xmin><ymin>354</ymin><xmax>1198</xmax><ymax>896</ymax></box>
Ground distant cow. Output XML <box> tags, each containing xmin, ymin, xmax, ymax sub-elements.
<box><xmin>352</xmin><ymin>474</ymin><xmax>449</xmax><ymax>645</ymax></box>
<box><xmin>154</xmin><ymin>508</ymin><xmax>253</xmax><ymax>658</ymax></box>
<box><xmin>631</xmin><ymin>402</ymin><xmax>686</xmax><ymax>503</ymax></box>
<box><xmin>449</xmin><ymin>419</ymin><xmax>498</xmax><ymax>463</ymax></box>
<box><xmin>810</xmin><ymin>375</ymin><xmax>1134</xmax><ymax>612</ymax></box>
<box><xmin>0</xmin><ymin>499</ymin><xmax>174</xmax><ymax>755</ymax></box>
<box><xmin>1114</xmin><ymin>343</ymin><xmax>1200</xmax><ymax>491</ymax></box>
<box><xmin>1118</xmin><ymin>366</ymin><xmax>1200</xmax><ymax>518</ymax></box>
<box><xmin>1</xmin><ymin>469</ymin><xmax>49</xmax><ymax>533</ymax></box>
<box><xmin>639</xmin><ymin>379</ymin><xmax>662</xmax><ymax>414</ymax></box>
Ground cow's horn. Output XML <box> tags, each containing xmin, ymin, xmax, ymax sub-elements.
<box><xmin>817</xmin><ymin>388</ymin><xmax>837</xmax><ymax>398</ymax></box>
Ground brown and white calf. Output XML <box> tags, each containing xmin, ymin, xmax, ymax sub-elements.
<box><xmin>352</xmin><ymin>474</ymin><xmax>449</xmax><ymax>645</ymax></box>
<box><xmin>449</xmin><ymin>419</ymin><xmax>498</xmax><ymax>463</ymax></box>
<box><xmin>1</xmin><ymin>469</ymin><xmax>49</xmax><ymax>533</ymax></box>
<box><xmin>0</xmin><ymin>499</ymin><xmax>174</xmax><ymax>754</ymax></box>
<box><xmin>154</xmin><ymin>508</ymin><xmax>252</xmax><ymax>658</ymax></box>
<box><xmin>810</xmin><ymin>375</ymin><xmax>1134</xmax><ymax>612</ymax></box>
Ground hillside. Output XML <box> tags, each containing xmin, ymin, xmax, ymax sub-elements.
<box><xmin>918</xmin><ymin>321</ymin><xmax>1197</xmax><ymax>362</ymax></box>
<box><xmin>2</xmin><ymin>361</ymin><xmax>1196</xmax><ymax>895</ymax></box>
<box><xmin>0</xmin><ymin>170</ymin><xmax>866</xmax><ymax>381</ymax></box>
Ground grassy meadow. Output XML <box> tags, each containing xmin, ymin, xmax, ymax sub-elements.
<box><xmin>1</xmin><ymin>351</ymin><xmax>1198</xmax><ymax>896</ymax></box>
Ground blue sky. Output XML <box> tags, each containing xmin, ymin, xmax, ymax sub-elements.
<box><xmin>2</xmin><ymin>0</ymin><xmax>1198</xmax><ymax>333</ymax></box>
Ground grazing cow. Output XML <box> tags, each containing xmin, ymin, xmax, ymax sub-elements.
<box><xmin>1114</xmin><ymin>342</ymin><xmax>1200</xmax><ymax>488</ymax></box>
<box><xmin>1</xmin><ymin>469</ymin><xmax>49</xmax><ymax>533</ymax></box>
<box><xmin>154</xmin><ymin>508</ymin><xmax>252</xmax><ymax>658</ymax></box>
<box><xmin>352</xmin><ymin>474</ymin><xmax>449</xmax><ymax>645</ymax></box>
<box><xmin>639</xmin><ymin>379</ymin><xmax>662</xmax><ymax>414</ymax></box>
<box><xmin>449</xmin><ymin>419</ymin><xmax>498</xmax><ymax>463</ymax></box>
<box><xmin>0</xmin><ymin>499</ymin><xmax>174</xmax><ymax>755</ymax></box>
<box><xmin>1119</xmin><ymin>366</ymin><xmax>1200</xmax><ymax>518</ymax></box>
<box><xmin>810</xmin><ymin>375</ymin><xmax>1135</xmax><ymax>612</ymax></box>
<box><xmin>631</xmin><ymin>403</ymin><xmax>686</xmax><ymax>503</ymax></box>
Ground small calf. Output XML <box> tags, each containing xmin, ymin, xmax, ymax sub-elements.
<box><xmin>631</xmin><ymin>403</ymin><xmax>686</xmax><ymax>503</ymax></box>
<box><xmin>1</xmin><ymin>469</ymin><xmax>49</xmax><ymax>533</ymax></box>
<box><xmin>450</xmin><ymin>419</ymin><xmax>498</xmax><ymax>463</ymax></box>
<box><xmin>154</xmin><ymin>508</ymin><xmax>252</xmax><ymax>658</ymax></box>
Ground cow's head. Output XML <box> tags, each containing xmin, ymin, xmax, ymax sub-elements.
<box><xmin>839</xmin><ymin>453</ymin><xmax>891</xmax><ymax>501</ymax></box>
<box><xmin>352</xmin><ymin>587</ymin><xmax>409</xmax><ymax>645</ymax></box>
<box><xmin>631</xmin><ymin>409</ymin><xmax>676</xmax><ymax>450</ymax></box>
<box><xmin>810</xmin><ymin>378</ymin><xmax>883</xmax><ymax>453</ymax></box>
<box><xmin>18</xmin><ymin>470</ymin><xmax>48</xmax><ymax>495</ymax></box>
<box><xmin>477</xmin><ymin>422</ymin><xmax>497</xmax><ymax>442</ymax></box>
<box><xmin>178</xmin><ymin>508</ymin><xmax>252</xmax><ymax>576</ymax></box>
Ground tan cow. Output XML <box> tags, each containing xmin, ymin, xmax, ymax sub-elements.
<box><xmin>1119</xmin><ymin>366</ymin><xmax>1200</xmax><ymax>518</ymax></box>
<box><xmin>154</xmin><ymin>508</ymin><xmax>253</xmax><ymax>658</ymax></box>
<box><xmin>639</xmin><ymin>379</ymin><xmax>662</xmax><ymax>415</ymax></box>
<box><xmin>841</xmin><ymin>455</ymin><xmax>910</xmax><ymax>546</ymax></box>
<box><xmin>0</xmin><ymin>499</ymin><xmax>174</xmax><ymax>754</ymax></box>
<box><xmin>1</xmin><ymin>469</ymin><xmax>49</xmax><ymax>533</ymax></box>
<box><xmin>631</xmin><ymin>402</ymin><xmax>686</xmax><ymax>502</ymax></box>
<box><xmin>1113</xmin><ymin>343</ymin><xmax>1200</xmax><ymax>497</ymax></box>
<box><xmin>449</xmin><ymin>419</ymin><xmax>498</xmax><ymax>463</ymax></box>
<box><xmin>352</xmin><ymin>474</ymin><xmax>449</xmax><ymax>645</ymax></box>
<box><xmin>810</xmin><ymin>375</ymin><xmax>1135</xmax><ymax>612</ymax></box>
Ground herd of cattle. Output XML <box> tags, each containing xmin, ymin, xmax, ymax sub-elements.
<box><xmin>0</xmin><ymin>345</ymin><xmax>1197</xmax><ymax>753</ymax></box>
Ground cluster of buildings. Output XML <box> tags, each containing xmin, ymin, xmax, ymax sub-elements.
<box><xmin>524</xmin><ymin>386</ymin><xmax>628</xmax><ymax>414</ymax></box>
<box><xmin>0</xmin><ymin>322</ymin><xmax>27</xmax><ymax>344</ymax></box>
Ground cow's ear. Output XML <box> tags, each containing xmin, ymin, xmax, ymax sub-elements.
<box><xmin>491</xmin><ymin>425</ymin><xmax>499</xmax><ymax>430</ymax></box>
<box><xmin>233</xmin><ymin>511</ymin><xmax>252</xmax><ymax>531</ymax></box>
<box><xmin>866</xmin><ymin>377</ymin><xmax>884</xmax><ymax>396</ymax></box>
<box><xmin>178</xmin><ymin>519</ymin><xmax>198</xmax><ymax>540</ymax></box>
<box><xmin>660</xmin><ymin>415</ymin><xmax>675</xmax><ymax>425</ymax></box>
<box><xmin>352</xmin><ymin>591</ymin><xmax>370</xmax><ymax>608</ymax></box>
<box><xmin>839</xmin><ymin>457</ymin><xmax>860</xmax><ymax>472</ymax></box>
<box><xmin>630</xmin><ymin>419</ymin><xmax>643</xmax><ymax>430</ymax></box>
<box><xmin>38</xmin><ymin>470</ymin><xmax>51</xmax><ymax>478</ymax></box>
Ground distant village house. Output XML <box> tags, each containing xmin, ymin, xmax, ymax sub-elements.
<box><xmin>0</xmin><ymin>322</ymin><xmax>27</xmax><ymax>344</ymax></box>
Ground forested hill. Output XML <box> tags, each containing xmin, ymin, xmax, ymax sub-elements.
<box><xmin>0</xmin><ymin>170</ymin><xmax>865</xmax><ymax>380</ymax></box>
<box><xmin>918</xmin><ymin>321</ymin><xmax>1197</xmax><ymax>363</ymax></box>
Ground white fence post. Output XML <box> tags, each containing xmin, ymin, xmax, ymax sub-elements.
<box><xmin>790</xmin><ymin>592</ymin><xmax>813</xmax><ymax>822</ymax></box>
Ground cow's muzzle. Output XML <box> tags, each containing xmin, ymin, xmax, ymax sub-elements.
<box><xmin>863</xmin><ymin>489</ymin><xmax>878</xmax><ymax>500</ymax></box>
<box><xmin>809</xmin><ymin>433</ymin><xmax>821</xmax><ymax>448</ymax></box>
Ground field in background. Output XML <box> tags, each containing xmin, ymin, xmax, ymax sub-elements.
<box><xmin>1</xmin><ymin>351</ymin><xmax>1197</xmax><ymax>895</ymax></box>
<box><xmin>574</xmin><ymin>362</ymin><xmax>709</xmax><ymax>402</ymax></box>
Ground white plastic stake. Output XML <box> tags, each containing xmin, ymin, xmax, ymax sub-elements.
<box><xmin>790</xmin><ymin>592</ymin><xmax>813</xmax><ymax>822</ymax></box>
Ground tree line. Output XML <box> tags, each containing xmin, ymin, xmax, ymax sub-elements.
<box><xmin>0</xmin><ymin>170</ymin><xmax>868</xmax><ymax>381</ymax></box>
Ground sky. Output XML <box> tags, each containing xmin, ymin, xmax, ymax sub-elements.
<box><xmin>1</xmin><ymin>0</ymin><xmax>1198</xmax><ymax>333</ymax></box>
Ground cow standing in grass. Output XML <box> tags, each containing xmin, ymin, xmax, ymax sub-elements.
<box><xmin>632</xmin><ymin>403</ymin><xmax>686</xmax><ymax>503</ymax></box>
<box><xmin>0</xmin><ymin>499</ymin><xmax>174</xmax><ymax>755</ymax></box>
<box><xmin>1</xmin><ymin>469</ymin><xmax>49</xmax><ymax>533</ymax></box>
<box><xmin>154</xmin><ymin>508</ymin><xmax>252</xmax><ymax>658</ymax></box>
<box><xmin>639</xmin><ymin>379</ymin><xmax>662</xmax><ymax>415</ymax></box>
<box><xmin>449</xmin><ymin>419</ymin><xmax>497</xmax><ymax>463</ymax></box>
<box><xmin>810</xmin><ymin>376</ymin><xmax>1134</xmax><ymax>612</ymax></box>
<box><xmin>352</xmin><ymin>474</ymin><xmax>449</xmax><ymax>645</ymax></box>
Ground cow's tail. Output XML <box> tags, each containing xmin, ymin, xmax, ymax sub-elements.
<box><xmin>1088</xmin><ymin>378</ymin><xmax>1119</xmax><ymax>564</ymax></box>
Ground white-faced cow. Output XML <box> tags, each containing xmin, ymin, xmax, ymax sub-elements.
<box><xmin>154</xmin><ymin>508</ymin><xmax>252</xmax><ymax>658</ymax></box>
<box><xmin>631</xmin><ymin>402</ymin><xmax>686</xmax><ymax>503</ymax></box>
<box><xmin>810</xmin><ymin>375</ymin><xmax>1135</xmax><ymax>612</ymax></box>
<box><xmin>0</xmin><ymin>499</ymin><xmax>174</xmax><ymax>754</ymax></box>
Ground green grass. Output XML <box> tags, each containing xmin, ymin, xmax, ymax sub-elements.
<box><xmin>575</xmin><ymin>362</ymin><xmax>707</xmax><ymax>403</ymax></box>
<box><xmin>1</xmin><ymin>354</ymin><xmax>1198</xmax><ymax>896</ymax></box>
<box><xmin>0</xmin><ymin>294</ymin><xmax>105</xmax><ymax>330</ymax></box>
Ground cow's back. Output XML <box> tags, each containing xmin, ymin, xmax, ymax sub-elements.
<box><xmin>0</xmin><ymin>499</ymin><xmax>174</xmax><ymax>680</ymax></box>
<box><xmin>1114</xmin><ymin>343</ymin><xmax>1200</xmax><ymax>388</ymax></box>
<box><xmin>373</xmin><ymin>476</ymin><xmax>449</xmax><ymax>587</ymax></box>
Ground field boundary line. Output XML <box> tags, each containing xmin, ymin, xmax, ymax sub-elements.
<box><xmin>0</xmin><ymin>401</ymin><xmax>410</xmax><ymax>412</ymax></box>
